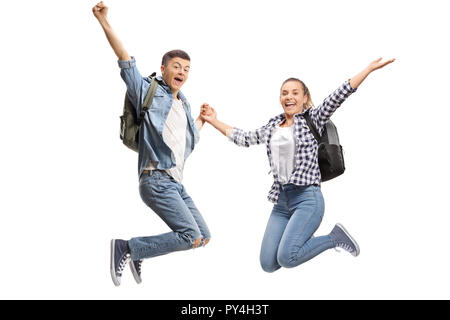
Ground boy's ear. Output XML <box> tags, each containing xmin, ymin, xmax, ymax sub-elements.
<box><xmin>160</xmin><ymin>65</ymin><xmax>165</xmax><ymax>75</ymax></box>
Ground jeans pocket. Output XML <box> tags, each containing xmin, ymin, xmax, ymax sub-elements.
<box><xmin>155</xmin><ymin>176</ymin><xmax>175</xmax><ymax>192</ymax></box>
<box><xmin>139</xmin><ymin>174</ymin><xmax>154</xmax><ymax>187</ymax></box>
<box><xmin>139</xmin><ymin>177</ymin><xmax>157</xmax><ymax>203</ymax></box>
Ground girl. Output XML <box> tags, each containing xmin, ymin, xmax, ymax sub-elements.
<box><xmin>200</xmin><ymin>58</ymin><xmax>394</xmax><ymax>272</ymax></box>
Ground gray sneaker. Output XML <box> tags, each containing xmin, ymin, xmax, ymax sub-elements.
<box><xmin>329</xmin><ymin>223</ymin><xmax>360</xmax><ymax>256</ymax></box>
<box><xmin>130</xmin><ymin>259</ymin><xmax>143</xmax><ymax>284</ymax></box>
<box><xmin>110</xmin><ymin>239</ymin><xmax>131</xmax><ymax>286</ymax></box>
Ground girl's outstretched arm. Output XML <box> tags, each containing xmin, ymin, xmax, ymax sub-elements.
<box><xmin>350</xmin><ymin>58</ymin><xmax>395</xmax><ymax>89</ymax></box>
<box><xmin>200</xmin><ymin>104</ymin><xmax>233</xmax><ymax>137</ymax></box>
<box><xmin>200</xmin><ymin>104</ymin><xmax>266</xmax><ymax>147</ymax></box>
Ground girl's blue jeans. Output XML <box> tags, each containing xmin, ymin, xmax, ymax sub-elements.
<box><xmin>260</xmin><ymin>184</ymin><xmax>334</xmax><ymax>272</ymax></box>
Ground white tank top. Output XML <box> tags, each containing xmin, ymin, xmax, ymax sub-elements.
<box><xmin>270</xmin><ymin>124</ymin><xmax>296</xmax><ymax>185</ymax></box>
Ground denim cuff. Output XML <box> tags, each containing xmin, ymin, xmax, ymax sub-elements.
<box><xmin>118</xmin><ymin>56</ymin><xmax>136</xmax><ymax>69</ymax></box>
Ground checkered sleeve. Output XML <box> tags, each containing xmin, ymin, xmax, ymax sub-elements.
<box><xmin>310</xmin><ymin>79</ymin><xmax>357</xmax><ymax>134</ymax></box>
<box><xmin>228</xmin><ymin>125</ymin><xmax>267</xmax><ymax>147</ymax></box>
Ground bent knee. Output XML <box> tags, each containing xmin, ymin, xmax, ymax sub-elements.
<box><xmin>260</xmin><ymin>262</ymin><xmax>280</xmax><ymax>273</ymax></box>
<box><xmin>260</xmin><ymin>257</ymin><xmax>281</xmax><ymax>273</ymax></box>
<box><xmin>193</xmin><ymin>237</ymin><xmax>203</xmax><ymax>248</ymax></box>
<box><xmin>277</xmin><ymin>252</ymin><xmax>309</xmax><ymax>268</ymax></box>
<box><xmin>277</xmin><ymin>251</ymin><xmax>296</xmax><ymax>268</ymax></box>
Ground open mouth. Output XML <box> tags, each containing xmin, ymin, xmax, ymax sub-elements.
<box><xmin>174</xmin><ymin>77</ymin><xmax>183</xmax><ymax>86</ymax></box>
<box><xmin>284</xmin><ymin>102</ymin><xmax>296</xmax><ymax>109</ymax></box>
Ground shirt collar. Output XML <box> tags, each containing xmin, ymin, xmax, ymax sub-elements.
<box><xmin>155</xmin><ymin>75</ymin><xmax>187</xmax><ymax>103</ymax></box>
<box><xmin>298</xmin><ymin>108</ymin><xmax>311</xmax><ymax>117</ymax></box>
<box><xmin>268</xmin><ymin>113</ymin><xmax>286</xmax><ymax>127</ymax></box>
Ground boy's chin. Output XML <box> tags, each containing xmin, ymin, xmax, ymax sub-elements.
<box><xmin>169</xmin><ymin>84</ymin><xmax>182</xmax><ymax>92</ymax></box>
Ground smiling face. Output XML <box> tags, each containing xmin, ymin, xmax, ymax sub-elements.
<box><xmin>161</xmin><ymin>57</ymin><xmax>190</xmax><ymax>97</ymax></box>
<box><xmin>280</xmin><ymin>80</ymin><xmax>309</xmax><ymax>117</ymax></box>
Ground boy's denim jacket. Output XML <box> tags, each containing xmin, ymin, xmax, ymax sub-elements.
<box><xmin>118</xmin><ymin>57</ymin><xmax>200</xmax><ymax>178</ymax></box>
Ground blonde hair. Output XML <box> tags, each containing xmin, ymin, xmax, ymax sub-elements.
<box><xmin>281</xmin><ymin>78</ymin><xmax>314</xmax><ymax>110</ymax></box>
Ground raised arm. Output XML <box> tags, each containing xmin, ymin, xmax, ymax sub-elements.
<box><xmin>310</xmin><ymin>57</ymin><xmax>395</xmax><ymax>133</ymax></box>
<box><xmin>350</xmin><ymin>57</ymin><xmax>395</xmax><ymax>88</ymax></box>
<box><xmin>93</xmin><ymin>2</ymin><xmax>146</xmax><ymax>113</ymax></box>
<box><xmin>92</xmin><ymin>2</ymin><xmax>131</xmax><ymax>61</ymax></box>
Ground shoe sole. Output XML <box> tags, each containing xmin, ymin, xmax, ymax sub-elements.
<box><xmin>110</xmin><ymin>239</ymin><xmax>121</xmax><ymax>286</ymax></box>
<box><xmin>129</xmin><ymin>261</ymin><xmax>142</xmax><ymax>284</ymax></box>
<box><xmin>336</xmin><ymin>223</ymin><xmax>360</xmax><ymax>257</ymax></box>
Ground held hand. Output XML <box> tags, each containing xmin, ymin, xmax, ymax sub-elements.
<box><xmin>367</xmin><ymin>57</ymin><xmax>395</xmax><ymax>72</ymax></box>
<box><xmin>92</xmin><ymin>1</ymin><xmax>108</xmax><ymax>20</ymax></box>
<box><xmin>200</xmin><ymin>103</ymin><xmax>232</xmax><ymax>137</ymax></box>
<box><xmin>200</xmin><ymin>103</ymin><xmax>217</xmax><ymax>123</ymax></box>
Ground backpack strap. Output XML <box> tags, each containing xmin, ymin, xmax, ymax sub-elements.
<box><xmin>325</xmin><ymin>121</ymin><xmax>340</xmax><ymax>145</ymax></box>
<box><xmin>139</xmin><ymin>73</ymin><xmax>159</xmax><ymax>123</ymax></box>
<box><xmin>303</xmin><ymin>110</ymin><xmax>321</xmax><ymax>142</ymax></box>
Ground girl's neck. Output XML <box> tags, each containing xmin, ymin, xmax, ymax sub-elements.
<box><xmin>281</xmin><ymin>115</ymin><xmax>294</xmax><ymax>127</ymax></box>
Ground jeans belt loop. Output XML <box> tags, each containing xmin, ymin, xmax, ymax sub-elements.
<box><xmin>143</xmin><ymin>169</ymin><xmax>153</xmax><ymax>176</ymax></box>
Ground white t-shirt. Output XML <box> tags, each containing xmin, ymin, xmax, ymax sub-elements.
<box><xmin>145</xmin><ymin>98</ymin><xmax>188</xmax><ymax>183</ymax></box>
<box><xmin>270</xmin><ymin>124</ymin><xmax>296</xmax><ymax>185</ymax></box>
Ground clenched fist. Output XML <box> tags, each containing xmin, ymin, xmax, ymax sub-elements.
<box><xmin>92</xmin><ymin>1</ymin><xmax>108</xmax><ymax>21</ymax></box>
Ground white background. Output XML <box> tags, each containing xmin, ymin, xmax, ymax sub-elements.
<box><xmin>0</xmin><ymin>0</ymin><xmax>449</xmax><ymax>299</ymax></box>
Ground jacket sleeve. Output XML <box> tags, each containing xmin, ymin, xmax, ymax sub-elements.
<box><xmin>118</xmin><ymin>56</ymin><xmax>146</xmax><ymax>116</ymax></box>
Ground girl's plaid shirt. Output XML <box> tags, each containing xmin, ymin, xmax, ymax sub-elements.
<box><xmin>229</xmin><ymin>80</ymin><xmax>357</xmax><ymax>203</ymax></box>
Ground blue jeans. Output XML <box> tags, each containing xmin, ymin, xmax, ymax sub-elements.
<box><xmin>128</xmin><ymin>170</ymin><xmax>211</xmax><ymax>261</ymax></box>
<box><xmin>260</xmin><ymin>184</ymin><xmax>334</xmax><ymax>272</ymax></box>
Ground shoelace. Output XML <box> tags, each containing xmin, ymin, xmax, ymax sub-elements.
<box><xmin>117</xmin><ymin>253</ymin><xmax>131</xmax><ymax>276</ymax></box>
<box><xmin>135</xmin><ymin>259</ymin><xmax>143</xmax><ymax>274</ymax></box>
<box><xmin>335</xmin><ymin>242</ymin><xmax>354</xmax><ymax>253</ymax></box>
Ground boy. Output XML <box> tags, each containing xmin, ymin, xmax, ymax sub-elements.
<box><xmin>93</xmin><ymin>1</ymin><xmax>211</xmax><ymax>286</ymax></box>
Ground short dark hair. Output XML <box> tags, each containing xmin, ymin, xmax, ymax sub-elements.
<box><xmin>161</xmin><ymin>49</ymin><xmax>191</xmax><ymax>67</ymax></box>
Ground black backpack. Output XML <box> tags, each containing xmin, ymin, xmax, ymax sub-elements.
<box><xmin>120</xmin><ymin>73</ymin><xmax>159</xmax><ymax>152</ymax></box>
<box><xmin>303</xmin><ymin>111</ymin><xmax>345</xmax><ymax>182</ymax></box>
